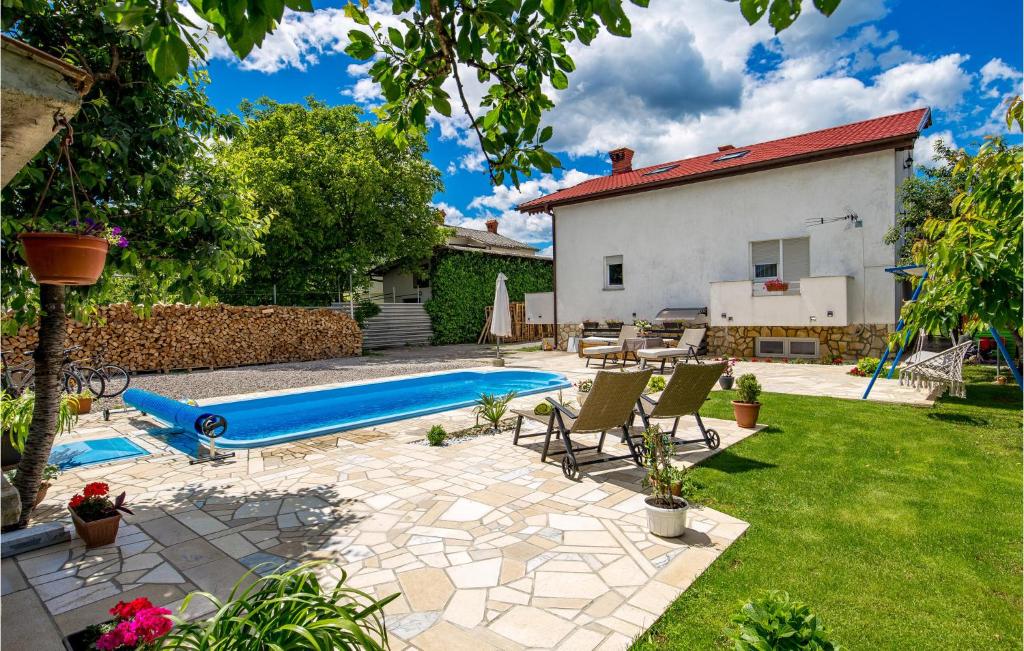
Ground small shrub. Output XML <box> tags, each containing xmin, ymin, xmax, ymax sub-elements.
<box><xmin>426</xmin><ymin>425</ymin><xmax>446</xmax><ymax>446</ymax></box>
<box><xmin>574</xmin><ymin>378</ymin><xmax>593</xmax><ymax>392</ymax></box>
<box><xmin>161</xmin><ymin>562</ymin><xmax>397</xmax><ymax>650</ymax></box>
<box><xmin>533</xmin><ymin>402</ymin><xmax>552</xmax><ymax>415</ymax></box>
<box><xmin>735</xmin><ymin>374</ymin><xmax>761</xmax><ymax>403</ymax></box>
<box><xmin>849</xmin><ymin>357</ymin><xmax>891</xmax><ymax>377</ymax></box>
<box><xmin>353</xmin><ymin>300</ymin><xmax>381</xmax><ymax>328</ymax></box>
<box><xmin>646</xmin><ymin>375</ymin><xmax>667</xmax><ymax>393</ymax></box>
<box><xmin>727</xmin><ymin>590</ymin><xmax>840</xmax><ymax>650</ymax></box>
<box><xmin>474</xmin><ymin>391</ymin><xmax>516</xmax><ymax>429</ymax></box>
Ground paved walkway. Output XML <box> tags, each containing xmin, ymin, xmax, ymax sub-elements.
<box><xmin>2</xmin><ymin>364</ymin><xmax>758</xmax><ymax>651</ymax></box>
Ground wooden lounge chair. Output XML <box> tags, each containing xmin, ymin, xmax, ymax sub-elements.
<box><xmin>544</xmin><ymin>368</ymin><xmax>652</xmax><ymax>478</ymax></box>
<box><xmin>635</xmin><ymin>361</ymin><xmax>726</xmax><ymax>449</ymax></box>
<box><xmin>637</xmin><ymin>327</ymin><xmax>706</xmax><ymax>373</ymax></box>
<box><xmin>582</xmin><ymin>325</ymin><xmax>639</xmax><ymax>368</ymax></box>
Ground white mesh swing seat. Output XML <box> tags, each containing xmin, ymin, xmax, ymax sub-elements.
<box><xmin>899</xmin><ymin>340</ymin><xmax>973</xmax><ymax>399</ymax></box>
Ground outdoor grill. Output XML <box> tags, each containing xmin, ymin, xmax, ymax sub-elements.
<box><xmin>653</xmin><ymin>307</ymin><xmax>708</xmax><ymax>324</ymax></box>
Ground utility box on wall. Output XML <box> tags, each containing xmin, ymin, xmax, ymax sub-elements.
<box><xmin>525</xmin><ymin>292</ymin><xmax>554</xmax><ymax>324</ymax></box>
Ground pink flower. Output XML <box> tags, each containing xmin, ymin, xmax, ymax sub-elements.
<box><xmin>95</xmin><ymin>621</ymin><xmax>137</xmax><ymax>650</ymax></box>
<box><xmin>110</xmin><ymin>597</ymin><xmax>154</xmax><ymax>620</ymax></box>
<box><xmin>128</xmin><ymin>607</ymin><xmax>173</xmax><ymax>643</ymax></box>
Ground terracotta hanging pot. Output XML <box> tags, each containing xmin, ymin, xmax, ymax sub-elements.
<box><xmin>19</xmin><ymin>233</ymin><xmax>108</xmax><ymax>285</ymax></box>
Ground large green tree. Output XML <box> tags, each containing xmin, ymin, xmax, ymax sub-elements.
<box><xmin>897</xmin><ymin>100</ymin><xmax>1023</xmax><ymax>361</ymax></box>
<box><xmin>218</xmin><ymin>99</ymin><xmax>444</xmax><ymax>305</ymax></box>
<box><xmin>885</xmin><ymin>141</ymin><xmax>967</xmax><ymax>263</ymax></box>
<box><xmin>1</xmin><ymin>0</ymin><xmax>266</xmax><ymax>527</ymax></box>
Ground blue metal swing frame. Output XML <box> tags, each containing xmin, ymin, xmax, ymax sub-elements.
<box><xmin>861</xmin><ymin>264</ymin><xmax>1023</xmax><ymax>399</ymax></box>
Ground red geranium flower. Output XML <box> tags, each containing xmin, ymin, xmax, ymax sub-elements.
<box><xmin>83</xmin><ymin>482</ymin><xmax>109</xmax><ymax>498</ymax></box>
<box><xmin>110</xmin><ymin>597</ymin><xmax>154</xmax><ymax>619</ymax></box>
<box><xmin>68</xmin><ymin>494</ymin><xmax>85</xmax><ymax>509</ymax></box>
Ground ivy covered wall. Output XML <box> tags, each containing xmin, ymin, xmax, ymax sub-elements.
<box><xmin>425</xmin><ymin>250</ymin><xmax>553</xmax><ymax>344</ymax></box>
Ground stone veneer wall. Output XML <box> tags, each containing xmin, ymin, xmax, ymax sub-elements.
<box><xmin>2</xmin><ymin>303</ymin><xmax>362</xmax><ymax>373</ymax></box>
<box><xmin>706</xmin><ymin>324</ymin><xmax>893</xmax><ymax>360</ymax></box>
<box><xmin>556</xmin><ymin>323</ymin><xmax>583</xmax><ymax>351</ymax></box>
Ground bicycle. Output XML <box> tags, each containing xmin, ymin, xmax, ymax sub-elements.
<box><xmin>60</xmin><ymin>346</ymin><xmax>106</xmax><ymax>398</ymax></box>
<box><xmin>1</xmin><ymin>351</ymin><xmax>34</xmax><ymax>397</ymax></box>
<box><xmin>87</xmin><ymin>347</ymin><xmax>131</xmax><ymax>398</ymax></box>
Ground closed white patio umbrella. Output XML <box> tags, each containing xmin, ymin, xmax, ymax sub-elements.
<box><xmin>491</xmin><ymin>272</ymin><xmax>512</xmax><ymax>363</ymax></box>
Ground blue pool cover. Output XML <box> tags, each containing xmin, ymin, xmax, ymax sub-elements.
<box><xmin>49</xmin><ymin>437</ymin><xmax>150</xmax><ymax>470</ymax></box>
<box><xmin>125</xmin><ymin>369</ymin><xmax>570</xmax><ymax>449</ymax></box>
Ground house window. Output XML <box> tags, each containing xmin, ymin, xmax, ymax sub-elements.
<box><xmin>751</xmin><ymin>238</ymin><xmax>810</xmax><ymax>282</ymax></box>
<box><xmin>756</xmin><ymin>337</ymin><xmax>819</xmax><ymax>358</ymax></box>
<box><xmin>604</xmin><ymin>255</ymin><xmax>624</xmax><ymax>289</ymax></box>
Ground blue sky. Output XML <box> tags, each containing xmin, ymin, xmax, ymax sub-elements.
<box><xmin>198</xmin><ymin>0</ymin><xmax>1022</xmax><ymax>255</ymax></box>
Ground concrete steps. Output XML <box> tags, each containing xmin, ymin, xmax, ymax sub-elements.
<box><xmin>361</xmin><ymin>303</ymin><xmax>433</xmax><ymax>349</ymax></box>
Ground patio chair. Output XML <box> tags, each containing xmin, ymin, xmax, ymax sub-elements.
<box><xmin>637</xmin><ymin>327</ymin><xmax>706</xmax><ymax>373</ymax></box>
<box><xmin>635</xmin><ymin>361</ymin><xmax>726</xmax><ymax>449</ymax></box>
<box><xmin>582</xmin><ymin>325</ymin><xmax>639</xmax><ymax>367</ymax></box>
<box><xmin>899</xmin><ymin>340</ymin><xmax>973</xmax><ymax>399</ymax></box>
<box><xmin>544</xmin><ymin>368</ymin><xmax>652</xmax><ymax>478</ymax></box>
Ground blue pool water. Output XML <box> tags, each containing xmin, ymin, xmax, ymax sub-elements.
<box><xmin>126</xmin><ymin>369</ymin><xmax>570</xmax><ymax>449</ymax></box>
<box><xmin>49</xmin><ymin>437</ymin><xmax>150</xmax><ymax>470</ymax></box>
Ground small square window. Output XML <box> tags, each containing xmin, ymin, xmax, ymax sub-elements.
<box><xmin>754</xmin><ymin>263</ymin><xmax>778</xmax><ymax>279</ymax></box>
<box><xmin>605</xmin><ymin>255</ymin><xmax>623</xmax><ymax>289</ymax></box>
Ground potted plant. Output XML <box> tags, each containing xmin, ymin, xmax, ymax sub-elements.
<box><xmin>633</xmin><ymin>319</ymin><xmax>652</xmax><ymax>336</ymax></box>
<box><xmin>582</xmin><ymin>320</ymin><xmax>599</xmax><ymax>330</ymax></box>
<box><xmin>642</xmin><ymin>427</ymin><xmax>689</xmax><ymax>537</ymax></box>
<box><xmin>732</xmin><ymin>373</ymin><xmax>762</xmax><ymax>428</ymax></box>
<box><xmin>574</xmin><ymin>378</ymin><xmax>593</xmax><ymax>405</ymax></box>
<box><xmin>67</xmin><ymin>482</ymin><xmax>133</xmax><ymax>548</ymax></box>
<box><xmin>63</xmin><ymin>596</ymin><xmax>173</xmax><ymax>651</ymax></box>
<box><xmin>606</xmin><ymin>319</ymin><xmax>624</xmax><ymax>329</ymax></box>
<box><xmin>473</xmin><ymin>391</ymin><xmax>516</xmax><ymax>433</ymax></box>
<box><xmin>34</xmin><ymin>464</ymin><xmax>61</xmax><ymax>507</ymax></box>
<box><xmin>2</xmin><ymin>391</ymin><xmax>80</xmax><ymax>470</ymax></box>
<box><xmin>19</xmin><ymin>219</ymin><xmax>128</xmax><ymax>286</ymax></box>
<box><xmin>718</xmin><ymin>358</ymin><xmax>737</xmax><ymax>389</ymax></box>
<box><xmin>763</xmin><ymin>278</ymin><xmax>789</xmax><ymax>293</ymax></box>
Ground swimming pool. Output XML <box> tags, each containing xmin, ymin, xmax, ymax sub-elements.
<box><xmin>49</xmin><ymin>437</ymin><xmax>150</xmax><ymax>470</ymax></box>
<box><xmin>124</xmin><ymin>369</ymin><xmax>570</xmax><ymax>448</ymax></box>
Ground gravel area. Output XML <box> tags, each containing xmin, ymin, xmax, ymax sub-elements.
<box><xmin>100</xmin><ymin>343</ymin><xmax>532</xmax><ymax>407</ymax></box>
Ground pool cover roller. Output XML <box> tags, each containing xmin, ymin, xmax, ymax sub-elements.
<box><xmin>123</xmin><ymin>388</ymin><xmax>228</xmax><ymax>438</ymax></box>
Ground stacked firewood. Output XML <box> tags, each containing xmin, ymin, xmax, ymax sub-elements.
<box><xmin>2</xmin><ymin>303</ymin><xmax>362</xmax><ymax>373</ymax></box>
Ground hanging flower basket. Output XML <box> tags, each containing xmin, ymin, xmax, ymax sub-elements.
<box><xmin>19</xmin><ymin>232</ymin><xmax>109</xmax><ymax>286</ymax></box>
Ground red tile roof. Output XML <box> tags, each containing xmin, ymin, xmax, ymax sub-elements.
<box><xmin>518</xmin><ymin>108</ymin><xmax>930</xmax><ymax>213</ymax></box>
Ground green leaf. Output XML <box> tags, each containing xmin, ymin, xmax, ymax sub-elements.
<box><xmin>550</xmin><ymin>69</ymin><xmax>568</xmax><ymax>90</ymax></box>
<box><xmin>431</xmin><ymin>94</ymin><xmax>452</xmax><ymax>117</ymax></box>
<box><xmin>740</xmin><ymin>0</ymin><xmax>770</xmax><ymax>24</ymax></box>
<box><xmin>812</xmin><ymin>0</ymin><xmax>840</xmax><ymax>15</ymax></box>
<box><xmin>146</xmin><ymin>31</ymin><xmax>189</xmax><ymax>81</ymax></box>
<box><xmin>387</xmin><ymin>26</ymin><xmax>404</xmax><ymax>47</ymax></box>
<box><xmin>768</xmin><ymin>0</ymin><xmax>801</xmax><ymax>32</ymax></box>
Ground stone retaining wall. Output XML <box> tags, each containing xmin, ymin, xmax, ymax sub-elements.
<box><xmin>706</xmin><ymin>324</ymin><xmax>892</xmax><ymax>360</ymax></box>
<box><xmin>2</xmin><ymin>303</ymin><xmax>362</xmax><ymax>373</ymax></box>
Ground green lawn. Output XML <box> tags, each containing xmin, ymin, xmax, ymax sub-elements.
<box><xmin>633</xmin><ymin>365</ymin><xmax>1022</xmax><ymax>650</ymax></box>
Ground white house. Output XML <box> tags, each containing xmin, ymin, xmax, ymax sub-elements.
<box><xmin>377</xmin><ymin>219</ymin><xmax>542</xmax><ymax>303</ymax></box>
<box><xmin>519</xmin><ymin>108</ymin><xmax>932</xmax><ymax>360</ymax></box>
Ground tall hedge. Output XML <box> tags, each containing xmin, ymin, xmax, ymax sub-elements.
<box><xmin>425</xmin><ymin>250</ymin><xmax>553</xmax><ymax>344</ymax></box>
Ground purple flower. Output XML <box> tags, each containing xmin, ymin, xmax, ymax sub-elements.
<box><xmin>116</xmin><ymin>236</ymin><xmax>129</xmax><ymax>248</ymax></box>
<box><xmin>111</xmin><ymin>226</ymin><xmax>122</xmax><ymax>235</ymax></box>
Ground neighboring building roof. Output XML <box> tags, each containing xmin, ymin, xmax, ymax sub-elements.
<box><xmin>448</xmin><ymin>225</ymin><xmax>537</xmax><ymax>252</ymax></box>
<box><xmin>519</xmin><ymin>108</ymin><xmax>931</xmax><ymax>213</ymax></box>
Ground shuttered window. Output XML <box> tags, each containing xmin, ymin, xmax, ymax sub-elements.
<box><xmin>751</xmin><ymin>241</ymin><xmax>779</xmax><ymax>280</ymax></box>
<box><xmin>751</xmin><ymin>238</ymin><xmax>810</xmax><ymax>281</ymax></box>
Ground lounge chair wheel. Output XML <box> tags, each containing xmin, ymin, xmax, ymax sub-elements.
<box><xmin>706</xmin><ymin>429</ymin><xmax>721</xmax><ymax>449</ymax></box>
<box><xmin>561</xmin><ymin>456</ymin><xmax>580</xmax><ymax>480</ymax></box>
<box><xmin>633</xmin><ymin>443</ymin><xmax>647</xmax><ymax>466</ymax></box>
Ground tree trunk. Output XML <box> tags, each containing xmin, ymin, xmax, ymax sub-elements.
<box><xmin>12</xmin><ymin>284</ymin><xmax>65</xmax><ymax>529</ymax></box>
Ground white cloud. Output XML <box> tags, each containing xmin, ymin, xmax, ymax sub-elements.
<box><xmin>980</xmin><ymin>58</ymin><xmax>1021</xmax><ymax>89</ymax></box>
<box><xmin>913</xmin><ymin>129</ymin><xmax>956</xmax><ymax>168</ymax></box>
<box><xmin>535</xmin><ymin>245</ymin><xmax>553</xmax><ymax>258</ymax></box>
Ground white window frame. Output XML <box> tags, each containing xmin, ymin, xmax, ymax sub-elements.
<box><xmin>755</xmin><ymin>336</ymin><xmax>819</xmax><ymax>358</ymax></box>
<box><xmin>604</xmin><ymin>254</ymin><xmax>624</xmax><ymax>290</ymax></box>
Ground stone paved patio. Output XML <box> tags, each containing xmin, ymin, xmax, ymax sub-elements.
<box><xmin>1</xmin><ymin>360</ymin><xmax>762</xmax><ymax>650</ymax></box>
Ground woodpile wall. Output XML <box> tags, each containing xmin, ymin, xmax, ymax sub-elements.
<box><xmin>2</xmin><ymin>303</ymin><xmax>362</xmax><ymax>373</ymax></box>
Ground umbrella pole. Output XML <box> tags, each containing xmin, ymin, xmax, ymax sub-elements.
<box><xmin>496</xmin><ymin>336</ymin><xmax>501</xmax><ymax>359</ymax></box>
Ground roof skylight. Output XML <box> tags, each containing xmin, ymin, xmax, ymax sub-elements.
<box><xmin>642</xmin><ymin>164</ymin><xmax>679</xmax><ymax>176</ymax></box>
<box><xmin>713</xmin><ymin>150</ymin><xmax>749</xmax><ymax>162</ymax></box>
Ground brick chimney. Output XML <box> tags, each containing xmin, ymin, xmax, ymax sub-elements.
<box><xmin>485</xmin><ymin>218</ymin><xmax>499</xmax><ymax>234</ymax></box>
<box><xmin>609</xmin><ymin>148</ymin><xmax>634</xmax><ymax>175</ymax></box>
<box><xmin>717</xmin><ymin>145</ymin><xmax>735</xmax><ymax>152</ymax></box>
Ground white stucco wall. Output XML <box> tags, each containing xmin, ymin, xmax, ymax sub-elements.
<box><xmin>554</xmin><ymin>149</ymin><xmax>908</xmax><ymax>327</ymax></box>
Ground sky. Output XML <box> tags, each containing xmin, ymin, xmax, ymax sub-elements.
<box><xmin>197</xmin><ymin>0</ymin><xmax>1023</xmax><ymax>257</ymax></box>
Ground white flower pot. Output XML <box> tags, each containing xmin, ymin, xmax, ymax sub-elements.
<box><xmin>577</xmin><ymin>390</ymin><xmax>589</xmax><ymax>405</ymax></box>
<box><xmin>645</xmin><ymin>496</ymin><xmax>688</xmax><ymax>538</ymax></box>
